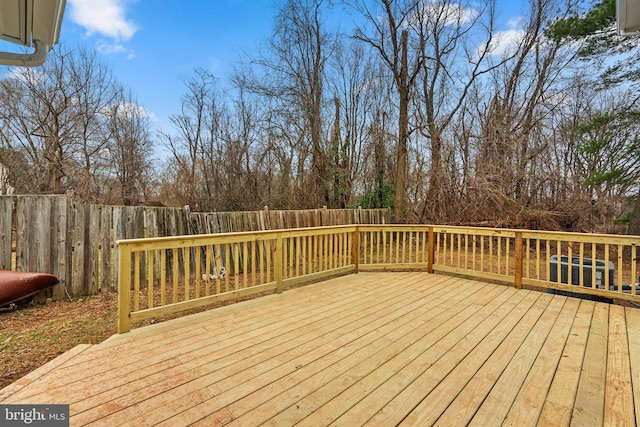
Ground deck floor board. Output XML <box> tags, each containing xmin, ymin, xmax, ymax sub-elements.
<box><xmin>2</xmin><ymin>272</ymin><xmax>639</xmax><ymax>426</ymax></box>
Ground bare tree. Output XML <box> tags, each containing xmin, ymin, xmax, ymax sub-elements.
<box><xmin>258</xmin><ymin>99</ymin><xmax>310</xmax><ymax>208</ymax></box>
<box><xmin>352</xmin><ymin>0</ymin><xmax>425</xmax><ymax>221</ymax></box>
<box><xmin>410</xmin><ymin>0</ymin><xmax>503</xmax><ymax>221</ymax></box>
<box><xmin>238</xmin><ymin>0</ymin><xmax>334</xmax><ymax>207</ymax></box>
<box><xmin>0</xmin><ymin>52</ymin><xmax>74</xmax><ymax>194</ymax></box>
<box><xmin>160</xmin><ymin>68</ymin><xmax>221</xmax><ymax>209</ymax></box>
<box><xmin>0</xmin><ymin>46</ymin><xmax>123</xmax><ymax>200</ymax></box>
<box><xmin>328</xmin><ymin>42</ymin><xmax>382</xmax><ymax>207</ymax></box>
<box><xmin>69</xmin><ymin>49</ymin><xmax>121</xmax><ymax>201</ymax></box>
<box><xmin>214</xmin><ymin>87</ymin><xmax>260</xmax><ymax>211</ymax></box>
<box><xmin>475</xmin><ymin>0</ymin><xmax>578</xmax><ymax>220</ymax></box>
<box><xmin>104</xmin><ymin>89</ymin><xmax>155</xmax><ymax>205</ymax></box>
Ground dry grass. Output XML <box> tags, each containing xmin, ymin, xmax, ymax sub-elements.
<box><xmin>0</xmin><ymin>292</ymin><xmax>118</xmax><ymax>389</ymax></box>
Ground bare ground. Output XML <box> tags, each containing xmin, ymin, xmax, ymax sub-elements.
<box><xmin>0</xmin><ymin>293</ymin><xmax>118</xmax><ymax>389</ymax></box>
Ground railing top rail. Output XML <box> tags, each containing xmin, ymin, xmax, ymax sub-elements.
<box><xmin>117</xmin><ymin>223</ymin><xmax>640</xmax><ymax>249</ymax></box>
<box><xmin>116</xmin><ymin>224</ymin><xmax>359</xmax><ymax>249</ymax></box>
<box><xmin>358</xmin><ymin>224</ymin><xmax>640</xmax><ymax>244</ymax></box>
<box><xmin>429</xmin><ymin>225</ymin><xmax>517</xmax><ymax>237</ymax></box>
<box><xmin>519</xmin><ymin>229</ymin><xmax>640</xmax><ymax>244</ymax></box>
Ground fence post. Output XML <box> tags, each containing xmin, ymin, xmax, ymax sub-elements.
<box><xmin>65</xmin><ymin>191</ymin><xmax>74</xmax><ymax>296</ymax></box>
<box><xmin>352</xmin><ymin>226</ymin><xmax>360</xmax><ymax>273</ymax></box>
<box><xmin>275</xmin><ymin>232</ymin><xmax>284</xmax><ymax>293</ymax></box>
<box><xmin>428</xmin><ymin>226</ymin><xmax>435</xmax><ymax>274</ymax></box>
<box><xmin>117</xmin><ymin>242</ymin><xmax>132</xmax><ymax>333</ymax></box>
<box><xmin>515</xmin><ymin>231</ymin><xmax>523</xmax><ymax>289</ymax></box>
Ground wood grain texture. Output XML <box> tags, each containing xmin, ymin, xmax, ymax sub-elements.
<box><xmin>1</xmin><ymin>272</ymin><xmax>638</xmax><ymax>426</ymax></box>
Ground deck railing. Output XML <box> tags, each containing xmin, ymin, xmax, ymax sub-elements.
<box><xmin>117</xmin><ymin>226</ymin><xmax>357</xmax><ymax>332</ymax></box>
<box><xmin>117</xmin><ymin>225</ymin><xmax>640</xmax><ymax>332</ymax></box>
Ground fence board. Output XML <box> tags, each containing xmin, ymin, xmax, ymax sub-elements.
<box><xmin>0</xmin><ymin>197</ymin><xmax>13</xmax><ymax>270</ymax></box>
<box><xmin>71</xmin><ymin>202</ymin><xmax>87</xmax><ymax>296</ymax></box>
<box><xmin>88</xmin><ymin>204</ymin><xmax>101</xmax><ymax>294</ymax></box>
<box><xmin>15</xmin><ymin>197</ymin><xmax>34</xmax><ymax>272</ymax></box>
<box><xmin>52</xmin><ymin>195</ymin><xmax>69</xmax><ymax>300</ymax></box>
<box><xmin>35</xmin><ymin>196</ymin><xmax>51</xmax><ymax>274</ymax></box>
<box><xmin>101</xmin><ymin>206</ymin><xmax>112</xmax><ymax>291</ymax></box>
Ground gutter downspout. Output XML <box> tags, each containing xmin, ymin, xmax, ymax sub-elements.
<box><xmin>0</xmin><ymin>40</ymin><xmax>50</xmax><ymax>67</ymax></box>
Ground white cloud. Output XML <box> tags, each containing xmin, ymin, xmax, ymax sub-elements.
<box><xmin>412</xmin><ymin>2</ymin><xmax>480</xmax><ymax>28</ymax></box>
<box><xmin>478</xmin><ymin>17</ymin><xmax>525</xmax><ymax>58</ymax></box>
<box><xmin>437</xmin><ymin>3</ymin><xmax>479</xmax><ymax>26</ymax></box>
<box><xmin>96</xmin><ymin>40</ymin><xmax>135</xmax><ymax>59</ymax></box>
<box><xmin>107</xmin><ymin>102</ymin><xmax>157</xmax><ymax>122</ymax></box>
<box><xmin>4</xmin><ymin>66</ymin><xmax>43</xmax><ymax>84</ymax></box>
<box><xmin>68</xmin><ymin>0</ymin><xmax>138</xmax><ymax>41</ymax></box>
<box><xmin>129</xmin><ymin>104</ymin><xmax>157</xmax><ymax>122</ymax></box>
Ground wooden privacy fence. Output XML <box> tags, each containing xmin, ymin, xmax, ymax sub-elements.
<box><xmin>0</xmin><ymin>193</ymin><xmax>389</xmax><ymax>300</ymax></box>
<box><xmin>117</xmin><ymin>224</ymin><xmax>640</xmax><ymax>332</ymax></box>
<box><xmin>0</xmin><ymin>195</ymin><xmax>69</xmax><ymax>300</ymax></box>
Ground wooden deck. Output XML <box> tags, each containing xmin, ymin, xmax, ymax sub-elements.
<box><xmin>2</xmin><ymin>272</ymin><xmax>640</xmax><ymax>426</ymax></box>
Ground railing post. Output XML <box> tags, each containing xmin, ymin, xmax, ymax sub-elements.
<box><xmin>515</xmin><ymin>231</ymin><xmax>523</xmax><ymax>289</ymax></box>
<box><xmin>117</xmin><ymin>243</ymin><xmax>131</xmax><ymax>333</ymax></box>
<box><xmin>275</xmin><ymin>232</ymin><xmax>284</xmax><ymax>293</ymax></box>
<box><xmin>428</xmin><ymin>226</ymin><xmax>435</xmax><ymax>274</ymax></box>
<box><xmin>352</xmin><ymin>226</ymin><xmax>360</xmax><ymax>273</ymax></box>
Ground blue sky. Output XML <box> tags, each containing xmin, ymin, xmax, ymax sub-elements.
<box><xmin>1</xmin><ymin>0</ymin><xmax>527</xmax><ymax>136</ymax></box>
<box><xmin>61</xmin><ymin>0</ymin><xmax>279</xmax><ymax>134</ymax></box>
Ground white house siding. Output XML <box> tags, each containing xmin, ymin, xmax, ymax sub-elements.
<box><xmin>0</xmin><ymin>163</ymin><xmax>14</xmax><ymax>195</ymax></box>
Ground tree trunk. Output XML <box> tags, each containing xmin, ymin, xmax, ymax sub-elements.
<box><xmin>628</xmin><ymin>193</ymin><xmax>640</xmax><ymax>236</ymax></box>
<box><xmin>427</xmin><ymin>128</ymin><xmax>443</xmax><ymax>220</ymax></box>
<box><xmin>393</xmin><ymin>30</ymin><xmax>410</xmax><ymax>223</ymax></box>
